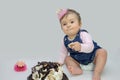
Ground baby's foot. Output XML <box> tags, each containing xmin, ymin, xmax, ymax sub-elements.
<box><xmin>68</xmin><ymin>66</ymin><xmax>83</xmax><ymax>75</ymax></box>
<box><xmin>92</xmin><ymin>74</ymin><xmax>101</xmax><ymax>80</ymax></box>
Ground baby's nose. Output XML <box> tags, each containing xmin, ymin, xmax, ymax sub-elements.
<box><xmin>67</xmin><ymin>24</ymin><xmax>71</xmax><ymax>28</ymax></box>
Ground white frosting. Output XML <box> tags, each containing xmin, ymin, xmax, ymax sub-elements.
<box><xmin>31</xmin><ymin>63</ymin><xmax>63</xmax><ymax>80</ymax></box>
<box><xmin>45</xmin><ymin>67</ymin><xmax>63</xmax><ymax>80</ymax></box>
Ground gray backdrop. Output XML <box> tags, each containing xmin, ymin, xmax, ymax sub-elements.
<box><xmin>0</xmin><ymin>0</ymin><xmax>120</xmax><ymax>80</ymax></box>
<box><xmin>0</xmin><ymin>0</ymin><xmax>119</xmax><ymax>58</ymax></box>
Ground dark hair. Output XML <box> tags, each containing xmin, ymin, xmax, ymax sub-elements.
<box><xmin>60</xmin><ymin>9</ymin><xmax>81</xmax><ymax>23</ymax></box>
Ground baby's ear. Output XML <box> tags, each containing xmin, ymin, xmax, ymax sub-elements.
<box><xmin>79</xmin><ymin>21</ymin><xmax>82</xmax><ymax>26</ymax></box>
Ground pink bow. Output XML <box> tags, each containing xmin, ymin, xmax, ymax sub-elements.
<box><xmin>57</xmin><ymin>9</ymin><xmax>67</xmax><ymax>20</ymax></box>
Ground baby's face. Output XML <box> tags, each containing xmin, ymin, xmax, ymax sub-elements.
<box><xmin>60</xmin><ymin>13</ymin><xmax>81</xmax><ymax>37</ymax></box>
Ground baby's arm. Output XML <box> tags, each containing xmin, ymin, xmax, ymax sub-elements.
<box><xmin>58</xmin><ymin>40</ymin><xmax>68</xmax><ymax>65</ymax></box>
<box><xmin>80</xmin><ymin>32</ymin><xmax>94</xmax><ymax>53</ymax></box>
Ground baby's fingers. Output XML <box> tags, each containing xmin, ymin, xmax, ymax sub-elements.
<box><xmin>68</xmin><ymin>43</ymin><xmax>74</xmax><ymax>48</ymax></box>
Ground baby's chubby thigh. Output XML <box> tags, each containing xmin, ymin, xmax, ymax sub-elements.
<box><xmin>65</xmin><ymin>56</ymin><xmax>83</xmax><ymax>75</ymax></box>
<box><xmin>65</xmin><ymin>56</ymin><xmax>79</xmax><ymax>66</ymax></box>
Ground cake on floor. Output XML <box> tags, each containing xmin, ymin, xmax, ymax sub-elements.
<box><xmin>27</xmin><ymin>61</ymin><xmax>69</xmax><ymax>80</ymax></box>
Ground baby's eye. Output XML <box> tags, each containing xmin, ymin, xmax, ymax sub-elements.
<box><xmin>71</xmin><ymin>21</ymin><xmax>74</xmax><ymax>24</ymax></box>
<box><xmin>63</xmin><ymin>23</ymin><xmax>67</xmax><ymax>26</ymax></box>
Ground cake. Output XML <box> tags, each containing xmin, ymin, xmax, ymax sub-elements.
<box><xmin>14</xmin><ymin>60</ymin><xmax>27</xmax><ymax>72</ymax></box>
<box><xmin>27</xmin><ymin>61</ymin><xmax>69</xmax><ymax>80</ymax></box>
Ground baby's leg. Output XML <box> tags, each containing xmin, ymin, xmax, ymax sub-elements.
<box><xmin>93</xmin><ymin>49</ymin><xmax>107</xmax><ymax>80</ymax></box>
<box><xmin>65</xmin><ymin>56</ymin><xmax>83</xmax><ymax>75</ymax></box>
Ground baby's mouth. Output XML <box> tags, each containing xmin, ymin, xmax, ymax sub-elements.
<box><xmin>67</xmin><ymin>28</ymin><xmax>72</xmax><ymax>31</ymax></box>
<box><xmin>68</xmin><ymin>29</ymin><xmax>73</xmax><ymax>32</ymax></box>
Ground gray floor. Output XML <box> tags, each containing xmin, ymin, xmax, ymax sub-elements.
<box><xmin>0</xmin><ymin>49</ymin><xmax>120</xmax><ymax>80</ymax></box>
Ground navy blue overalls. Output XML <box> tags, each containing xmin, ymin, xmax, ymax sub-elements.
<box><xmin>64</xmin><ymin>29</ymin><xmax>101</xmax><ymax>65</ymax></box>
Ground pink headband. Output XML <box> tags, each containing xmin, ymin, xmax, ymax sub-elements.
<box><xmin>57</xmin><ymin>9</ymin><xmax>68</xmax><ymax>20</ymax></box>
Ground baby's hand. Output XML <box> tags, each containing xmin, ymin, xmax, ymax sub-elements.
<box><xmin>57</xmin><ymin>62</ymin><xmax>64</xmax><ymax>66</ymax></box>
<box><xmin>68</xmin><ymin>42</ymin><xmax>81</xmax><ymax>52</ymax></box>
